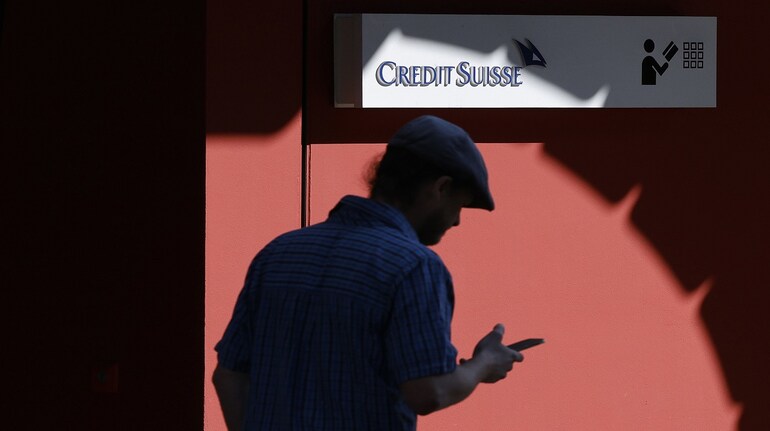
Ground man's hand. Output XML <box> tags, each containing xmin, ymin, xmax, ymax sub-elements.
<box><xmin>400</xmin><ymin>324</ymin><xmax>524</xmax><ymax>415</ymax></box>
<box><xmin>461</xmin><ymin>324</ymin><xmax>523</xmax><ymax>383</ymax></box>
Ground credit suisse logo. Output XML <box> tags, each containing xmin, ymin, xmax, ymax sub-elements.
<box><xmin>374</xmin><ymin>38</ymin><xmax>546</xmax><ymax>88</ymax></box>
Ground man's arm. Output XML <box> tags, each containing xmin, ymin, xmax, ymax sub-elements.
<box><xmin>212</xmin><ymin>364</ymin><xmax>250</xmax><ymax>430</ymax></box>
<box><xmin>400</xmin><ymin>324</ymin><xmax>523</xmax><ymax>415</ymax></box>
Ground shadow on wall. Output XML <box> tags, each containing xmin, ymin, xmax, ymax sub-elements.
<box><xmin>544</xmin><ymin>110</ymin><xmax>770</xmax><ymax>431</ymax></box>
<box><xmin>206</xmin><ymin>0</ymin><xmax>303</xmax><ymax>134</ymax></box>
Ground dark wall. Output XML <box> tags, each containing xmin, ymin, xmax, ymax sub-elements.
<box><xmin>2</xmin><ymin>1</ymin><xmax>204</xmax><ymax>429</ymax></box>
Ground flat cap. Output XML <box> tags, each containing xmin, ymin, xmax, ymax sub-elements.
<box><xmin>388</xmin><ymin>115</ymin><xmax>494</xmax><ymax>210</ymax></box>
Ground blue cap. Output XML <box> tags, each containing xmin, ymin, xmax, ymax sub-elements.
<box><xmin>388</xmin><ymin>115</ymin><xmax>494</xmax><ymax>211</ymax></box>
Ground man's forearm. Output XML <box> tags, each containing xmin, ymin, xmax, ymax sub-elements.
<box><xmin>400</xmin><ymin>324</ymin><xmax>521</xmax><ymax>415</ymax></box>
<box><xmin>431</xmin><ymin>358</ymin><xmax>489</xmax><ymax>411</ymax></box>
<box><xmin>212</xmin><ymin>364</ymin><xmax>250</xmax><ymax>430</ymax></box>
<box><xmin>400</xmin><ymin>359</ymin><xmax>487</xmax><ymax>415</ymax></box>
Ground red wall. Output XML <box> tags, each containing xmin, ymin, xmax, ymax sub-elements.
<box><xmin>306</xmin><ymin>143</ymin><xmax>739</xmax><ymax>430</ymax></box>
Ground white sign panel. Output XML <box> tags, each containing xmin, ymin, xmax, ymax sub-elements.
<box><xmin>355</xmin><ymin>14</ymin><xmax>716</xmax><ymax>108</ymax></box>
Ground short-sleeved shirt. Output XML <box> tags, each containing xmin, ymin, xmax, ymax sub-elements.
<box><xmin>215</xmin><ymin>195</ymin><xmax>458</xmax><ymax>430</ymax></box>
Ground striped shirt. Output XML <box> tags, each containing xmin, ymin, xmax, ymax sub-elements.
<box><xmin>215</xmin><ymin>195</ymin><xmax>458</xmax><ymax>430</ymax></box>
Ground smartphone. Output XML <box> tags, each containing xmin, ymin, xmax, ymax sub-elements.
<box><xmin>507</xmin><ymin>338</ymin><xmax>545</xmax><ymax>351</ymax></box>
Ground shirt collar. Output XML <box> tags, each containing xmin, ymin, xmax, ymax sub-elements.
<box><xmin>328</xmin><ymin>195</ymin><xmax>419</xmax><ymax>242</ymax></box>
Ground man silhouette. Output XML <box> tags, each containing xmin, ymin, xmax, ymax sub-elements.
<box><xmin>212</xmin><ymin>116</ymin><xmax>524</xmax><ymax>430</ymax></box>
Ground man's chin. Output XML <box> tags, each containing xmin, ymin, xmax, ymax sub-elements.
<box><xmin>419</xmin><ymin>232</ymin><xmax>445</xmax><ymax>246</ymax></box>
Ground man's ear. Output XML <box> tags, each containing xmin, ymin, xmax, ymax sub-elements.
<box><xmin>433</xmin><ymin>176</ymin><xmax>454</xmax><ymax>198</ymax></box>
<box><xmin>415</xmin><ymin>176</ymin><xmax>453</xmax><ymax>210</ymax></box>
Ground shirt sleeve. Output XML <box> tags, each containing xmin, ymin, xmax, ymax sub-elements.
<box><xmin>383</xmin><ymin>255</ymin><xmax>458</xmax><ymax>384</ymax></box>
<box><xmin>214</xmin><ymin>256</ymin><xmax>262</xmax><ymax>373</ymax></box>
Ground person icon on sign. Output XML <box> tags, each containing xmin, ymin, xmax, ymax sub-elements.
<box><xmin>642</xmin><ymin>39</ymin><xmax>669</xmax><ymax>85</ymax></box>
